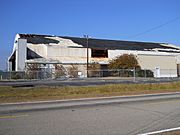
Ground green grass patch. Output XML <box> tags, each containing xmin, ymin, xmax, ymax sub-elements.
<box><xmin>0</xmin><ymin>82</ymin><xmax>180</xmax><ymax>103</ymax></box>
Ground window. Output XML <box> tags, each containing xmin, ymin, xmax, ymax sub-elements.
<box><xmin>91</xmin><ymin>49</ymin><xmax>108</xmax><ymax>58</ymax></box>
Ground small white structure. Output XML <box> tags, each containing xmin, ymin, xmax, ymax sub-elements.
<box><xmin>8</xmin><ymin>34</ymin><xmax>180</xmax><ymax>78</ymax></box>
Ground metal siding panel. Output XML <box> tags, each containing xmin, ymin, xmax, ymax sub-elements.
<box><xmin>16</xmin><ymin>39</ymin><xmax>27</xmax><ymax>71</ymax></box>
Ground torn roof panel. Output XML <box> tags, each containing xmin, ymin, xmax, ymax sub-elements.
<box><xmin>19</xmin><ymin>34</ymin><xmax>59</xmax><ymax>44</ymax></box>
<box><xmin>18</xmin><ymin>33</ymin><xmax>180</xmax><ymax>52</ymax></box>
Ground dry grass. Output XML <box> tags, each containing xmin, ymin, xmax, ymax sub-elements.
<box><xmin>0</xmin><ymin>82</ymin><xmax>180</xmax><ymax>103</ymax></box>
<box><xmin>161</xmin><ymin>130</ymin><xmax>180</xmax><ymax>135</ymax></box>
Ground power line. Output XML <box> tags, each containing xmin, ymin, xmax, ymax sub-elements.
<box><xmin>127</xmin><ymin>16</ymin><xmax>180</xmax><ymax>39</ymax></box>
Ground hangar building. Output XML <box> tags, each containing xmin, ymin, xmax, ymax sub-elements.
<box><xmin>8</xmin><ymin>34</ymin><xmax>180</xmax><ymax>78</ymax></box>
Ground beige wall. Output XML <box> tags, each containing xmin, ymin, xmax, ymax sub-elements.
<box><xmin>27</xmin><ymin>44</ymin><xmax>47</xmax><ymax>58</ymax></box>
<box><xmin>47</xmin><ymin>46</ymin><xmax>87</xmax><ymax>58</ymax></box>
<box><xmin>137</xmin><ymin>54</ymin><xmax>177</xmax><ymax>77</ymax></box>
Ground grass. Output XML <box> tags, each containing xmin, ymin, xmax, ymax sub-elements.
<box><xmin>0</xmin><ymin>82</ymin><xmax>180</xmax><ymax>103</ymax></box>
<box><xmin>161</xmin><ymin>130</ymin><xmax>180</xmax><ymax>135</ymax></box>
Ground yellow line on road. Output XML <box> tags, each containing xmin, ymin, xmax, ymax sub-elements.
<box><xmin>0</xmin><ymin>114</ymin><xmax>29</xmax><ymax>119</ymax></box>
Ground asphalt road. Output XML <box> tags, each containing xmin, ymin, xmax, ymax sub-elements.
<box><xmin>0</xmin><ymin>95</ymin><xmax>180</xmax><ymax>135</ymax></box>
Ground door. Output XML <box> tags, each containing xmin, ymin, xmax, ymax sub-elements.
<box><xmin>177</xmin><ymin>64</ymin><xmax>180</xmax><ymax>77</ymax></box>
<box><xmin>155</xmin><ymin>67</ymin><xmax>160</xmax><ymax>78</ymax></box>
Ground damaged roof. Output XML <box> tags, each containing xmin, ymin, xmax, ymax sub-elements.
<box><xmin>18</xmin><ymin>34</ymin><xmax>180</xmax><ymax>52</ymax></box>
<box><xmin>19</xmin><ymin>34</ymin><xmax>59</xmax><ymax>44</ymax></box>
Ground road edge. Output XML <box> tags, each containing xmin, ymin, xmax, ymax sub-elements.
<box><xmin>0</xmin><ymin>92</ymin><xmax>180</xmax><ymax>114</ymax></box>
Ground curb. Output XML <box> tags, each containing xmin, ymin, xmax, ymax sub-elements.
<box><xmin>0</xmin><ymin>92</ymin><xmax>180</xmax><ymax>114</ymax></box>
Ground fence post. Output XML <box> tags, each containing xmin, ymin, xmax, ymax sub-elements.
<box><xmin>36</xmin><ymin>71</ymin><xmax>38</xmax><ymax>80</ymax></box>
<box><xmin>123</xmin><ymin>68</ymin><xmax>124</xmax><ymax>77</ymax></box>
<box><xmin>144</xmin><ymin>69</ymin><xmax>147</xmax><ymax>78</ymax></box>
<box><xmin>169</xmin><ymin>69</ymin><xmax>171</xmax><ymax>78</ymax></box>
<box><xmin>9</xmin><ymin>71</ymin><xmax>11</xmax><ymax>80</ymax></box>
<box><xmin>133</xmin><ymin>67</ymin><xmax>136</xmax><ymax>82</ymax></box>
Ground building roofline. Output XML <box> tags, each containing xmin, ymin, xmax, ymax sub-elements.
<box><xmin>15</xmin><ymin>33</ymin><xmax>180</xmax><ymax>52</ymax></box>
<box><xmin>17</xmin><ymin>33</ymin><xmax>166</xmax><ymax>45</ymax></box>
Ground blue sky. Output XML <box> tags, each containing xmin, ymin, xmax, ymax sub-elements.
<box><xmin>0</xmin><ymin>0</ymin><xmax>180</xmax><ymax>70</ymax></box>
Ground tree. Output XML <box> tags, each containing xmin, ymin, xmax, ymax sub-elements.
<box><xmin>108</xmin><ymin>54</ymin><xmax>141</xmax><ymax>69</ymax></box>
<box><xmin>25</xmin><ymin>63</ymin><xmax>40</xmax><ymax>79</ymax></box>
<box><xmin>88</xmin><ymin>62</ymin><xmax>101</xmax><ymax>70</ymax></box>
<box><xmin>67</xmin><ymin>64</ymin><xmax>78</xmax><ymax>78</ymax></box>
<box><xmin>53</xmin><ymin>64</ymin><xmax>66</xmax><ymax>78</ymax></box>
<box><xmin>88</xmin><ymin>62</ymin><xmax>101</xmax><ymax>77</ymax></box>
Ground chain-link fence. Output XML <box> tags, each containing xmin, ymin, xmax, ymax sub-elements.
<box><xmin>87</xmin><ymin>69</ymin><xmax>154</xmax><ymax>78</ymax></box>
<box><xmin>0</xmin><ymin>71</ymin><xmax>53</xmax><ymax>80</ymax></box>
<box><xmin>0</xmin><ymin>69</ymin><xmax>177</xmax><ymax>80</ymax></box>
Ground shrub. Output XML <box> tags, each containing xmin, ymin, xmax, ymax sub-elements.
<box><xmin>136</xmin><ymin>69</ymin><xmax>154</xmax><ymax>77</ymax></box>
<box><xmin>108</xmin><ymin>54</ymin><xmax>141</xmax><ymax>69</ymax></box>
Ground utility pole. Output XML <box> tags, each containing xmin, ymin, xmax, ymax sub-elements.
<box><xmin>84</xmin><ymin>35</ymin><xmax>89</xmax><ymax>77</ymax></box>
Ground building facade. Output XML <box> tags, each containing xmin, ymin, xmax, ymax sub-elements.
<box><xmin>8</xmin><ymin>34</ymin><xmax>180</xmax><ymax>78</ymax></box>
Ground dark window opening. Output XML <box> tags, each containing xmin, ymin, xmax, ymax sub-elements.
<box><xmin>27</xmin><ymin>48</ymin><xmax>42</xmax><ymax>60</ymax></box>
<box><xmin>91</xmin><ymin>49</ymin><xmax>108</xmax><ymax>58</ymax></box>
<box><xmin>100</xmin><ymin>64</ymin><xmax>108</xmax><ymax>70</ymax></box>
<box><xmin>12</xmin><ymin>59</ymin><xmax>15</xmax><ymax>71</ymax></box>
